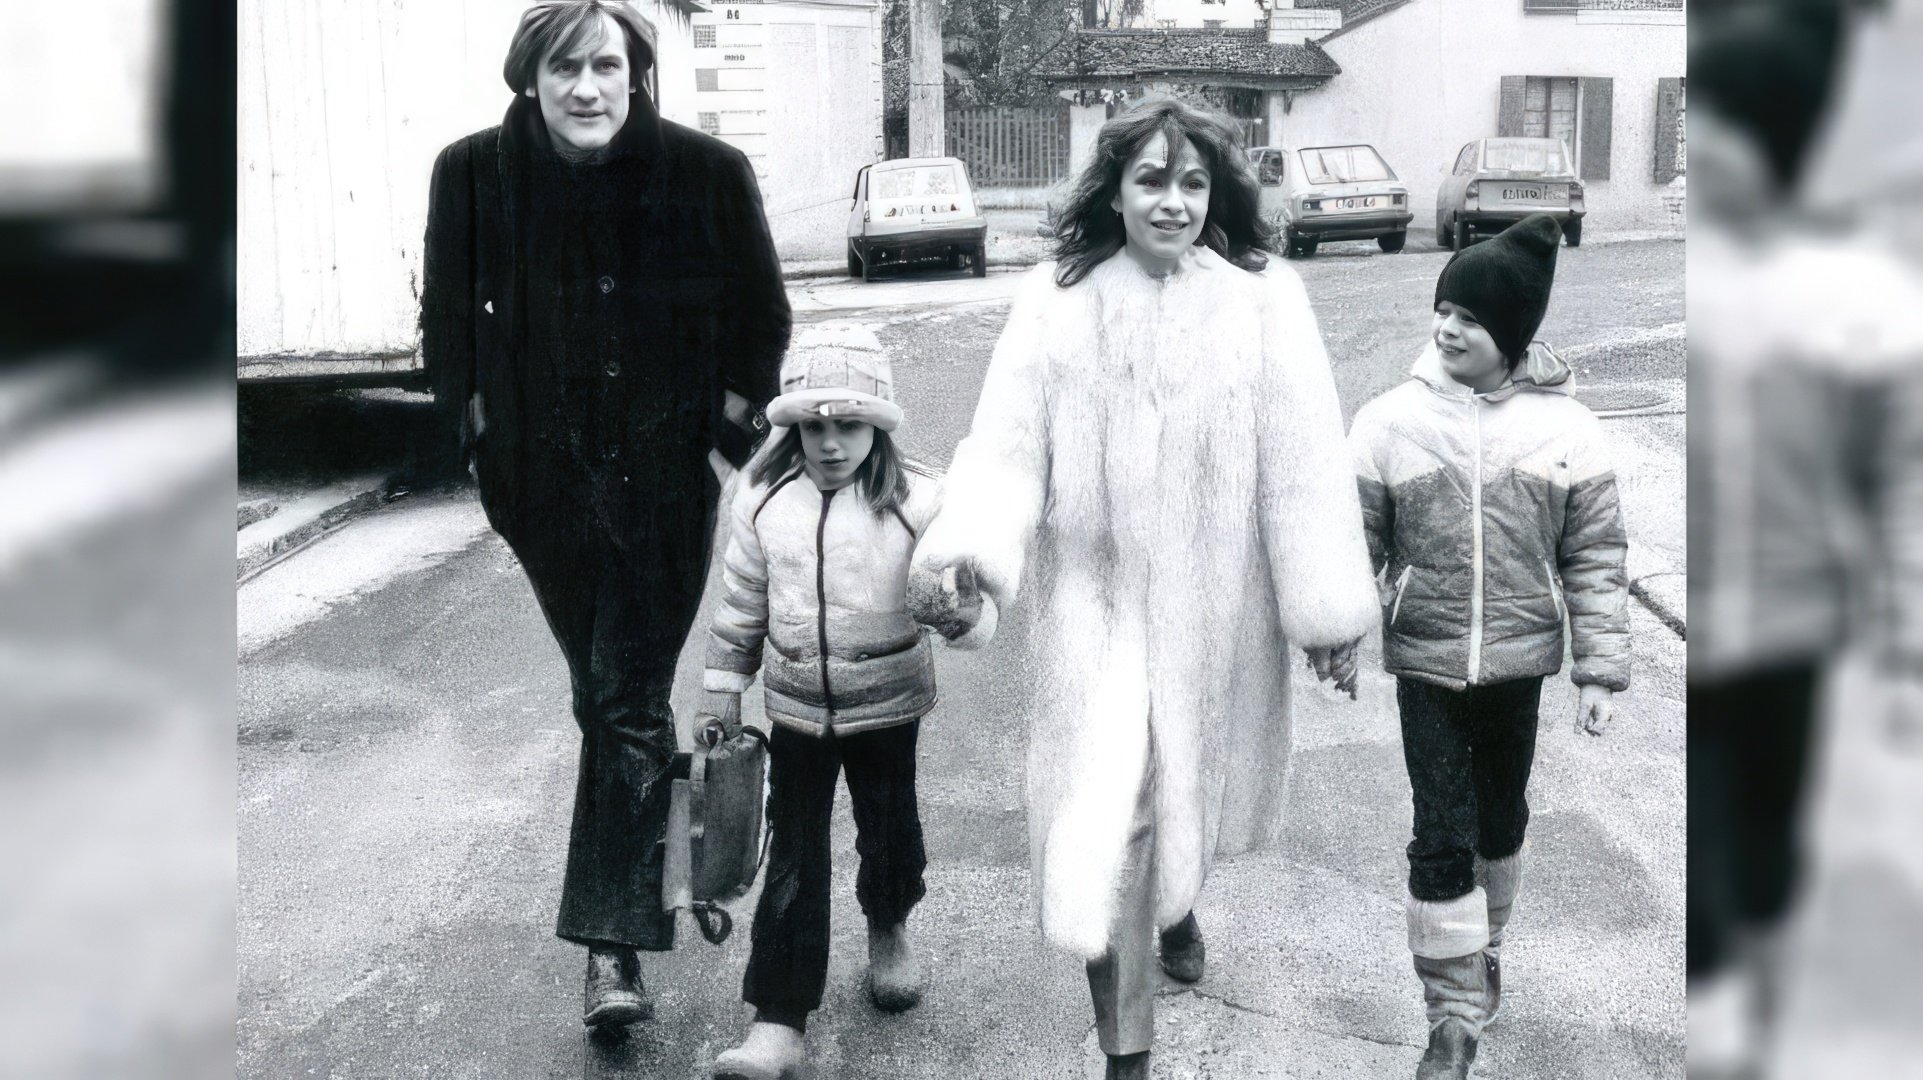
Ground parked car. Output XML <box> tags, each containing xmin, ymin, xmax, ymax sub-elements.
<box><xmin>1248</xmin><ymin>144</ymin><xmax>1413</xmax><ymax>258</ymax></box>
<box><xmin>846</xmin><ymin>157</ymin><xmax>988</xmax><ymax>282</ymax></box>
<box><xmin>1435</xmin><ymin>137</ymin><xmax>1585</xmax><ymax>251</ymax></box>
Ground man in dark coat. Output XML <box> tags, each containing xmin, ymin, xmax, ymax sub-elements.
<box><xmin>419</xmin><ymin>1</ymin><xmax>790</xmax><ymax>1028</ymax></box>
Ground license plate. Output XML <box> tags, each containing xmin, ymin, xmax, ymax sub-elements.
<box><xmin>1332</xmin><ymin>196</ymin><xmax>1380</xmax><ymax>211</ymax></box>
<box><xmin>1490</xmin><ymin>183</ymin><xmax>1568</xmax><ymax>207</ymax></box>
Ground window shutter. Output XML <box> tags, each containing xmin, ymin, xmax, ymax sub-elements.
<box><xmin>1498</xmin><ymin>76</ymin><xmax>1527</xmax><ymax>137</ymax></box>
<box><xmin>1579</xmin><ymin>77</ymin><xmax>1613</xmax><ymax>181</ymax></box>
<box><xmin>1653</xmin><ymin>77</ymin><xmax>1683</xmax><ymax>184</ymax></box>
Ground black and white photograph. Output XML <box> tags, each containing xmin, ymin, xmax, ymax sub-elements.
<box><xmin>6</xmin><ymin>0</ymin><xmax>1923</xmax><ymax>1077</ymax></box>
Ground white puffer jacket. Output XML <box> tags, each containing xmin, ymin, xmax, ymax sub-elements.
<box><xmin>704</xmin><ymin>467</ymin><xmax>942</xmax><ymax>736</ymax></box>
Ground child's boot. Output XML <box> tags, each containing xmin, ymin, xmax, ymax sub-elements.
<box><xmin>1158</xmin><ymin>910</ymin><xmax>1206</xmax><ymax>983</ymax></box>
<box><xmin>1408</xmin><ymin>890</ymin><xmax>1492</xmax><ymax>1080</ymax></box>
<box><xmin>1480</xmin><ymin>846</ymin><xmax>1525</xmax><ymax>1022</ymax></box>
<box><xmin>867</xmin><ymin>920</ymin><xmax>923</xmax><ymax>1012</ymax></box>
<box><xmin>712</xmin><ymin>1021</ymin><xmax>808</xmax><ymax>1080</ymax></box>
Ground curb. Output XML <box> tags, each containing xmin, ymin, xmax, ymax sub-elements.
<box><xmin>1630</xmin><ymin>574</ymin><xmax>1687</xmax><ymax>638</ymax></box>
<box><xmin>237</xmin><ymin>472</ymin><xmax>395</xmax><ymax>581</ymax></box>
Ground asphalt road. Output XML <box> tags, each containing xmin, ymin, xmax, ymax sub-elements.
<box><xmin>238</xmin><ymin>240</ymin><xmax>1689</xmax><ymax>1078</ymax></box>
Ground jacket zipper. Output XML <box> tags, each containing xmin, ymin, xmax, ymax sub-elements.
<box><xmin>1543</xmin><ymin>558</ymin><xmax>1565</xmax><ymax>623</ymax></box>
<box><xmin>816</xmin><ymin>488</ymin><xmax>836</xmax><ymax>725</ymax></box>
<box><xmin>1390</xmin><ymin>565</ymin><xmax>1414</xmax><ymax>626</ymax></box>
<box><xmin>1467</xmin><ymin>398</ymin><xmax>1485</xmax><ymax>685</ymax></box>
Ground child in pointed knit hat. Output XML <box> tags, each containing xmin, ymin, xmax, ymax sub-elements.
<box><xmin>701</xmin><ymin>321</ymin><xmax>964</xmax><ymax>1080</ymax></box>
<box><xmin>1347</xmin><ymin>214</ymin><xmax>1631</xmax><ymax>1079</ymax></box>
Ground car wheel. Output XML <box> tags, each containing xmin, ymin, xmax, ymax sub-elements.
<box><xmin>847</xmin><ymin>242</ymin><xmax>862</xmax><ymax>277</ymax></box>
<box><xmin>1440</xmin><ymin>214</ymin><xmax>1455</xmax><ymax>251</ymax></box>
<box><xmin>1298</xmin><ymin>239</ymin><xmax>1318</xmax><ymax>257</ymax></box>
<box><xmin>972</xmin><ymin>241</ymin><xmax>987</xmax><ymax>278</ymax></box>
<box><xmin>861</xmin><ymin>248</ymin><xmax>876</xmax><ymax>283</ymax></box>
<box><xmin>1378</xmin><ymin>231</ymin><xmax>1406</xmax><ymax>254</ymax></box>
<box><xmin>1454</xmin><ymin>218</ymin><xmax>1471</xmax><ymax>251</ymax></box>
<box><xmin>1563</xmin><ymin>217</ymin><xmax>1582</xmax><ymax>247</ymax></box>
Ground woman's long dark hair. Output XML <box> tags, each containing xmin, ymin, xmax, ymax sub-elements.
<box><xmin>747</xmin><ymin>425</ymin><xmax>922</xmax><ymax>516</ymax></box>
<box><xmin>1052</xmin><ymin>98</ymin><xmax>1275</xmax><ymax>287</ymax></box>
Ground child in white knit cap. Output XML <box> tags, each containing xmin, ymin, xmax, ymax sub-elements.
<box><xmin>702</xmin><ymin>322</ymin><xmax>950</xmax><ymax>1080</ymax></box>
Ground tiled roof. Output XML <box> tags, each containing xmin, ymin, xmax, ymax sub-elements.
<box><xmin>1304</xmin><ymin>0</ymin><xmax>1411</xmax><ymax>41</ymax></box>
<box><xmin>1040</xmin><ymin>28</ymin><xmax>1340</xmax><ymax>83</ymax></box>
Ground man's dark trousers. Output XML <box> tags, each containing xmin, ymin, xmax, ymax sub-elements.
<box><xmin>509</xmin><ymin>474</ymin><xmax>717</xmax><ymax>951</ymax></box>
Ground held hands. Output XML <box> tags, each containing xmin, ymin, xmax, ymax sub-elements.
<box><xmin>1303</xmin><ymin>637</ymin><xmax>1363</xmax><ymax>701</ymax></box>
<box><xmin>694</xmin><ymin>690</ymin><xmax>743</xmax><ymax>750</ymax></box>
<box><xmin>1575</xmin><ymin>684</ymin><xmax>1616</xmax><ymax>737</ymax></box>
<box><xmin>907</xmin><ymin>559</ymin><xmax>985</xmax><ymax>641</ymax></box>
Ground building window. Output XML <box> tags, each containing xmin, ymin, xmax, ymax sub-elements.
<box><xmin>1500</xmin><ymin>74</ymin><xmax>1613</xmax><ymax>180</ymax></box>
<box><xmin>696</xmin><ymin>68</ymin><xmax>720</xmax><ymax>92</ymax></box>
<box><xmin>1654</xmin><ymin>76</ymin><xmax>1685</xmax><ymax>183</ymax></box>
<box><xmin>699</xmin><ymin>112</ymin><xmax>721</xmax><ymax>135</ymax></box>
<box><xmin>1522</xmin><ymin>76</ymin><xmax>1579</xmax><ymax>156</ymax></box>
<box><xmin>693</xmin><ymin>25</ymin><xmax>716</xmax><ymax>48</ymax></box>
<box><xmin>1203</xmin><ymin>18</ymin><xmax>1224</xmax><ymax>27</ymax></box>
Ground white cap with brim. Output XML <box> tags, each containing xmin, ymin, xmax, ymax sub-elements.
<box><xmin>766</xmin><ymin>388</ymin><xmax>904</xmax><ymax>432</ymax></box>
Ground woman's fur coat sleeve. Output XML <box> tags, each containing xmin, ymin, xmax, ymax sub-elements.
<box><xmin>1255</xmin><ymin>265</ymin><xmax>1382</xmax><ymax>648</ymax></box>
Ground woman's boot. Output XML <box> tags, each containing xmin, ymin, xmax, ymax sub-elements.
<box><xmin>583</xmin><ymin>944</ymin><xmax>652</xmax><ymax>1028</ymax></box>
<box><xmin>1408</xmin><ymin>890</ymin><xmax>1492</xmax><ymax>1080</ymax></box>
<box><xmin>867</xmin><ymin>920</ymin><xmax>924</xmax><ymax>1012</ymax></box>
<box><xmin>1158</xmin><ymin>910</ymin><xmax>1206</xmax><ymax>983</ymax></box>
<box><xmin>712</xmin><ymin>1021</ymin><xmax>808</xmax><ymax>1080</ymax></box>
<box><xmin>1105</xmin><ymin>1050</ymin><xmax>1151</xmax><ymax>1080</ymax></box>
<box><xmin>1480</xmin><ymin>847</ymin><xmax>1524</xmax><ymax>1022</ymax></box>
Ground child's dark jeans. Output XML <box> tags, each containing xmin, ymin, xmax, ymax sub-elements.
<box><xmin>1397</xmin><ymin>675</ymin><xmax>1545</xmax><ymax>902</ymax></box>
<box><xmin>742</xmin><ymin>720</ymin><xmax>928</xmax><ymax>1025</ymax></box>
<box><xmin>1686</xmin><ymin>664</ymin><xmax>1819</xmax><ymax>979</ymax></box>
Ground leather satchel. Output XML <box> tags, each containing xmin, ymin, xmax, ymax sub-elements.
<box><xmin>662</xmin><ymin>719</ymin><xmax>770</xmax><ymax>945</ymax></box>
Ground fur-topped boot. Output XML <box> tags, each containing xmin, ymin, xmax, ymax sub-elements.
<box><xmin>1480</xmin><ymin>846</ymin><xmax>1525</xmax><ymax>1023</ymax></box>
<box><xmin>1408</xmin><ymin>889</ymin><xmax>1492</xmax><ymax>1080</ymax></box>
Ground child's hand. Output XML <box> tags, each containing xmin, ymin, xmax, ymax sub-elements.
<box><xmin>696</xmin><ymin>690</ymin><xmax>743</xmax><ymax>749</ymax></box>
<box><xmin>1575</xmin><ymin>684</ymin><xmax>1616</xmax><ymax>737</ymax></box>
<box><xmin>908</xmin><ymin>559</ymin><xmax>984</xmax><ymax>640</ymax></box>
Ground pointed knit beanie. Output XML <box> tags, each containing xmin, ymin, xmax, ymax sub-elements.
<box><xmin>1433</xmin><ymin>213</ymin><xmax>1563</xmax><ymax>365</ymax></box>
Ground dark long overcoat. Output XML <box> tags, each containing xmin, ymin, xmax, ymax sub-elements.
<box><xmin>418</xmin><ymin>93</ymin><xmax>791</xmax><ymax>948</ymax></box>
<box><xmin>421</xmin><ymin>94</ymin><xmax>790</xmax><ymax>561</ymax></box>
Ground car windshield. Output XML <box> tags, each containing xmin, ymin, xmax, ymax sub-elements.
<box><xmin>1480</xmin><ymin>139</ymin><xmax>1572</xmax><ymax>176</ymax></box>
<box><xmin>1296</xmin><ymin>145</ymin><xmax>1394</xmax><ymax>185</ymax></box>
<box><xmin>872</xmin><ymin>164</ymin><xmax>962</xmax><ymax>200</ymax></box>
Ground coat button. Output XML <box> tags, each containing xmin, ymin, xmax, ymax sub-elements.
<box><xmin>598</xmin><ymin>275</ymin><xmax>615</xmax><ymax>294</ymax></box>
<box><xmin>604</xmin><ymin>359</ymin><xmax>621</xmax><ymax>377</ymax></box>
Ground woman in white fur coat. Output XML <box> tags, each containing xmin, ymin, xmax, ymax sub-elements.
<box><xmin>907</xmin><ymin>99</ymin><xmax>1380</xmax><ymax>1079</ymax></box>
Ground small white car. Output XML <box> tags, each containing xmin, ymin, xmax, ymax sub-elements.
<box><xmin>846</xmin><ymin>157</ymin><xmax>989</xmax><ymax>282</ymax></box>
<box><xmin>1435</xmin><ymin>137</ymin><xmax>1586</xmax><ymax>250</ymax></box>
<box><xmin>1249</xmin><ymin>144</ymin><xmax>1413</xmax><ymax>257</ymax></box>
